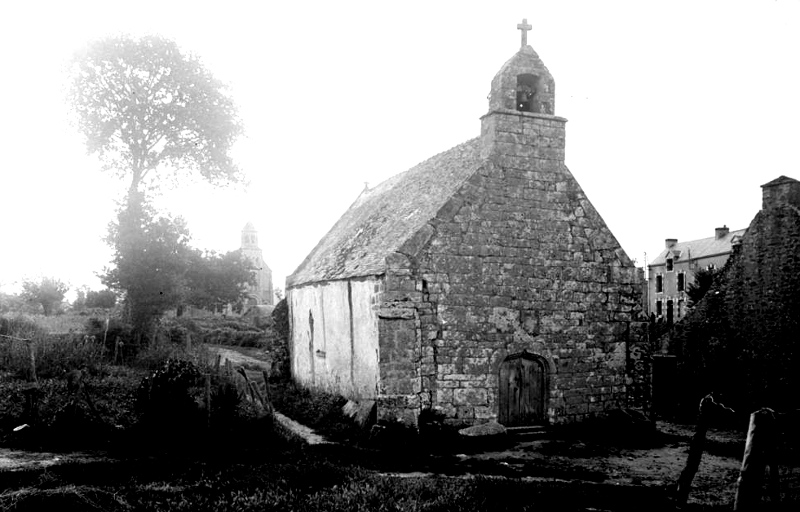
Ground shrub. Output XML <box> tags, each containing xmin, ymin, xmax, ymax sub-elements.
<box><xmin>134</xmin><ymin>359</ymin><xmax>205</xmax><ymax>447</ymax></box>
<box><xmin>272</xmin><ymin>299</ymin><xmax>289</xmax><ymax>340</ymax></box>
<box><xmin>0</xmin><ymin>369</ymin><xmax>143</xmax><ymax>450</ymax></box>
<box><xmin>0</xmin><ymin>318</ymin><xmax>105</xmax><ymax>380</ymax></box>
<box><xmin>0</xmin><ymin>314</ymin><xmax>47</xmax><ymax>340</ymax></box>
<box><xmin>204</xmin><ymin>327</ymin><xmax>266</xmax><ymax>347</ymax></box>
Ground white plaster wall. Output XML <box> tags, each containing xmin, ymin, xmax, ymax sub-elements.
<box><xmin>288</xmin><ymin>278</ymin><xmax>380</xmax><ymax>400</ymax></box>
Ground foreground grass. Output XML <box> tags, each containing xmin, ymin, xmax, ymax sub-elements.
<box><xmin>0</xmin><ymin>442</ymin><xmax>681</xmax><ymax>512</ymax></box>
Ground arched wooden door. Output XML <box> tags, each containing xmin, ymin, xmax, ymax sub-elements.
<box><xmin>498</xmin><ymin>352</ymin><xmax>547</xmax><ymax>426</ymax></box>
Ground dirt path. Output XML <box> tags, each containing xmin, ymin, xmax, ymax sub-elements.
<box><xmin>207</xmin><ymin>345</ymin><xmax>272</xmax><ymax>370</ymax></box>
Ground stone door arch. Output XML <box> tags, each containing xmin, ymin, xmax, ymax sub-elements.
<box><xmin>498</xmin><ymin>351</ymin><xmax>547</xmax><ymax>426</ymax></box>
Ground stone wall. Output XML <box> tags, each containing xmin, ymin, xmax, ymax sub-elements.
<box><xmin>375</xmin><ymin>110</ymin><xmax>643</xmax><ymax>427</ymax></box>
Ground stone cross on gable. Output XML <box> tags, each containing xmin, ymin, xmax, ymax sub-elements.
<box><xmin>517</xmin><ymin>18</ymin><xmax>532</xmax><ymax>47</ymax></box>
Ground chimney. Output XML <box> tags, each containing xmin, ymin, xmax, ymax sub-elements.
<box><xmin>761</xmin><ymin>176</ymin><xmax>800</xmax><ymax>210</ymax></box>
<box><xmin>715</xmin><ymin>225</ymin><xmax>729</xmax><ymax>239</ymax></box>
<box><xmin>665</xmin><ymin>238</ymin><xmax>677</xmax><ymax>249</ymax></box>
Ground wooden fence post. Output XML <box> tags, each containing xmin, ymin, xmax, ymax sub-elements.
<box><xmin>675</xmin><ymin>394</ymin><xmax>723</xmax><ymax>505</ymax></box>
<box><xmin>27</xmin><ymin>340</ymin><xmax>37</xmax><ymax>383</ymax></box>
<box><xmin>205</xmin><ymin>373</ymin><xmax>212</xmax><ymax>431</ymax></box>
<box><xmin>261</xmin><ymin>370</ymin><xmax>274</xmax><ymax>418</ymax></box>
<box><xmin>734</xmin><ymin>408</ymin><xmax>779</xmax><ymax>510</ymax></box>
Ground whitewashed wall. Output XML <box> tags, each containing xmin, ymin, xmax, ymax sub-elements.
<box><xmin>288</xmin><ymin>277</ymin><xmax>380</xmax><ymax>399</ymax></box>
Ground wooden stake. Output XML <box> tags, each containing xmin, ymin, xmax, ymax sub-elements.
<box><xmin>261</xmin><ymin>370</ymin><xmax>274</xmax><ymax>417</ymax></box>
<box><xmin>205</xmin><ymin>373</ymin><xmax>212</xmax><ymax>431</ymax></box>
<box><xmin>734</xmin><ymin>408</ymin><xmax>779</xmax><ymax>510</ymax></box>
<box><xmin>675</xmin><ymin>394</ymin><xmax>718</xmax><ymax>505</ymax></box>
<box><xmin>28</xmin><ymin>341</ymin><xmax>37</xmax><ymax>383</ymax></box>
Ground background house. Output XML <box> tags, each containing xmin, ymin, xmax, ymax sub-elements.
<box><xmin>647</xmin><ymin>227</ymin><xmax>745</xmax><ymax>323</ymax></box>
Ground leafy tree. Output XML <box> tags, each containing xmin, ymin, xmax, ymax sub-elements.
<box><xmin>0</xmin><ymin>291</ymin><xmax>28</xmax><ymax>314</ymax></box>
<box><xmin>20</xmin><ymin>277</ymin><xmax>69</xmax><ymax>316</ymax></box>
<box><xmin>103</xmin><ymin>193</ymin><xmax>193</xmax><ymax>335</ymax></box>
<box><xmin>274</xmin><ymin>287</ymin><xmax>285</xmax><ymax>302</ymax></box>
<box><xmin>686</xmin><ymin>266</ymin><xmax>718</xmax><ymax>306</ymax></box>
<box><xmin>72</xmin><ymin>286</ymin><xmax>87</xmax><ymax>311</ymax></box>
<box><xmin>85</xmin><ymin>289</ymin><xmax>117</xmax><ymax>309</ymax></box>
<box><xmin>68</xmin><ymin>35</ymin><xmax>244</xmax><ymax>198</ymax></box>
<box><xmin>183</xmin><ymin>249</ymin><xmax>254</xmax><ymax>313</ymax></box>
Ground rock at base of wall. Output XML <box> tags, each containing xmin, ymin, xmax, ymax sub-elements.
<box><xmin>458</xmin><ymin>420</ymin><xmax>507</xmax><ymax>437</ymax></box>
<box><xmin>342</xmin><ymin>400</ymin><xmax>377</xmax><ymax>427</ymax></box>
<box><xmin>457</xmin><ymin>421</ymin><xmax>510</xmax><ymax>452</ymax></box>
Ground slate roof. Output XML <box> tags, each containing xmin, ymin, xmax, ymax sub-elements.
<box><xmin>288</xmin><ymin>138</ymin><xmax>483</xmax><ymax>287</ymax></box>
<box><xmin>649</xmin><ymin>228</ymin><xmax>747</xmax><ymax>267</ymax></box>
<box><xmin>762</xmin><ymin>175</ymin><xmax>799</xmax><ymax>188</ymax></box>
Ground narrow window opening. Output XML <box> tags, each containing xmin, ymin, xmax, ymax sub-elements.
<box><xmin>656</xmin><ymin>275</ymin><xmax>663</xmax><ymax>293</ymax></box>
<box><xmin>677</xmin><ymin>272</ymin><xmax>685</xmax><ymax>292</ymax></box>
<box><xmin>516</xmin><ymin>74</ymin><xmax>539</xmax><ymax>113</ymax></box>
<box><xmin>666</xmin><ymin>258</ymin><xmax>674</xmax><ymax>271</ymax></box>
<box><xmin>656</xmin><ymin>300</ymin><xmax>662</xmax><ymax>317</ymax></box>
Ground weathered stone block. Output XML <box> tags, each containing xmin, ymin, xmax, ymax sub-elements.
<box><xmin>453</xmin><ymin>387</ymin><xmax>488</xmax><ymax>406</ymax></box>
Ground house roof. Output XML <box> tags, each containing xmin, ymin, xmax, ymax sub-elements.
<box><xmin>762</xmin><ymin>175</ymin><xmax>799</xmax><ymax>188</ymax></box>
<box><xmin>288</xmin><ymin>138</ymin><xmax>483</xmax><ymax>287</ymax></box>
<box><xmin>649</xmin><ymin>228</ymin><xmax>747</xmax><ymax>267</ymax></box>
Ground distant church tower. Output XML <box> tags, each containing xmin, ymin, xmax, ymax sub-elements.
<box><xmin>240</xmin><ymin>222</ymin><xmax>274</xmax><ymax>306</ymax></box>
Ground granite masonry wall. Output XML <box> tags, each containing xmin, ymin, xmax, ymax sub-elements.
<box><xmin>375</xmin><ymin>109</ymin><xmax>644</xmax><ymax>426</ymax></box>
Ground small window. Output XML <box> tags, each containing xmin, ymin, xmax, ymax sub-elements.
<box><xmin>666</xmin><ymin>258</ymin><xmax>674</xmax><ymax>271</ymax></box>
<box><xmin>656</xmin><ymin>300</ymin><xmax>662</xmax><ymax>316</ymax></box>
<box><xmin>656</xmin><ymin>275</ymin><xmax>663</xmax><ymax>293</ymax></box>
<box><xmin>677</xmin><ymin>272</ymin><xmax>685</xmax><ymax>292</ymax></box>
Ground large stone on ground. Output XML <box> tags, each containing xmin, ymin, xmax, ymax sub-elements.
<box><xmin>458</xmin><ymin>420</ymin><xmax>507</xmax><ymax>437</ymax></box>
<box><xmin>457</xmin><ymin>421</ymin><xmax>509</xmax><ymax>452</ymax></box>
<box><xmin>342</xmin><ymin>400</ymin><xmax>376</xmax><ymax>427</ymax></box>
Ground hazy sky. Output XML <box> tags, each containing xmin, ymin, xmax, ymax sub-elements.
<box><xmin>2</xmin><ymin>0</ymin><xmax>799</xmax><ymax>298</ymax></box>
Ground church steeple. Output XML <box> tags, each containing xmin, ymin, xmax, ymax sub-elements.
<box><xmin>486</xmin><ymin>19</ymin><xmax>556</xmax><ymax>115</ymax></box>
<box><xmin>480</xmin><ymin>20</ymin><xmax>567</xmax><ymax>162</ymax></box>
<box><xmin>241</xmin><ymin>221</ymin><xmax>258</xmax><ymax>249</ymax></box>
<box><xmin>239</xmin><ymin>221</ymin><xmax>274</xmax><ymax>306</ymax></box>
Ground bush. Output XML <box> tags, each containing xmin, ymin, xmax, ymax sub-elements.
<box><xmin>0</xmin><ymin>319</ymin><xmax>105</xmax><ymax>380</ymax></box>
<box><xmin>134</xmin><ymin>358</ymin><xmax>205</xmax><ymax>448</ymax></box>
<box><xmin>204</xmin><ymin>327</ymin><xmax>266</xmax><ymax>347</ymax></box>
<box><xmin>0</xmin><ymin>368</ymin><xmax>143</xmax><ymax>450</ymax></box>
<box><xmin>0</xmin><ymin>314</ymin><xmax>47</xmax><ymax>340</ymax></box>
<box><xmin>272</xmin><ymin>299</ymin><xmax>289</xmax><ymax>340</ymax></box>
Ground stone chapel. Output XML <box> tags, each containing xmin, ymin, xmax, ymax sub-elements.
<box><xmin>286</xmin><ymin>21</ymin><xmax>643</xmax><ymax>427</ymax></box>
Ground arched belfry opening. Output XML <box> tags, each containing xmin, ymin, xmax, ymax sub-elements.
<box><xmin>516</xmin><ymin>74</ymin><xmax>540</xmax><ymax>113</ymax></box>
